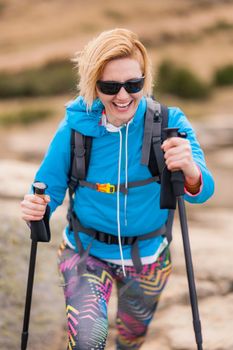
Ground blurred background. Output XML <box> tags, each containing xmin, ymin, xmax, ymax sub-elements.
<box><xmin>0</xmin><ymin>0</ymin><xmax>232</xmax><ymax>349</ymax></box>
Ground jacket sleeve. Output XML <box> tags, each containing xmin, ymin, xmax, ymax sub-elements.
<box><xmin>33</xmin><ymin>117</ymin><xmax>71</xmax><ymax>215</ymax></box>
<box><xmin>168</xmin><ymin>107</ymin><xmax>215</xmax><ymax>204</ymax></box>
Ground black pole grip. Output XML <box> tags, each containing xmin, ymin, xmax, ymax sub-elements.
<box><xmin>32</xmin><ymin>182</ymin><xmax>47</xmax><ymax>196</ymax></box>
<box><xmin>30</xmin><ymin>182</ymin><xmax>50</xmax><ymax>242</ymax></box>
<box><xmin>163</xmin><ymin>127</ymin><xmax>179</xmax><ymax>138</ymax></box>
<box><xmin>163</xmin><ymin>128</ymin><xmax>185</xmax><ymax>196</ymax></box>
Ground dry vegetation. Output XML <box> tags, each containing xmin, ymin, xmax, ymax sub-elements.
<box><xmin>0</xmin><ymin>0</ymin><xmax>233</xmax><ymax>77</ymax></box>
<box><xmin>0</xmin><ymin>0</ymin><xmax>232</xmax><ymax>121</ymax></box>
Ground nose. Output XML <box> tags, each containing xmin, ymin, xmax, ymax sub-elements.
<box><xmin>116</xmin><ymin>86</ymin><xmax>129</xmax><ymax>99</ymax></box>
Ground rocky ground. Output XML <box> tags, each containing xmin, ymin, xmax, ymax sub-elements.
<box><xmin>0</xmin><ymin>109</ymin><xmax>233</xmax><ymax>350</ymax></box>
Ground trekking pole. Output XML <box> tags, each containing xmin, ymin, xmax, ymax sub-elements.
<box><xmin>164</xmin><ymin>128</ymin><xmax>203</xmax><ymax>350</ymax></box>
<box><xmin>21</xmin><ymin>182</ymin><xmax>48</xmax><ymax>350</ymax></box>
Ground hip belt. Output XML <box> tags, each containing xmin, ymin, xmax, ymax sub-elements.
<box><xmin>69</xmin><ymin>211</ymin><xmax>174</xmax><ymax>275</ymax></box>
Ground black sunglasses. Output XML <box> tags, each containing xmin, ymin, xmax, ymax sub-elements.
<box><xmin>96</xmin><ymin>76</ymin><xmax>145</xmax><ymax>95</ymax></box>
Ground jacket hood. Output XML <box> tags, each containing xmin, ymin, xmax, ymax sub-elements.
<box><xmin>66</xmin><ymin>96</ymin><xmax>147</xmax><ymax>137</ymax></box>
<box><xmin>65</xmin><ymin>96</ymin><xmax>107</xmax><ymax>137</ymax></box>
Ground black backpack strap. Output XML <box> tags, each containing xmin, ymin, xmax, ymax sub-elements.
<box><xmin>161</xmin><ymin>104</ymin><xmax>169</xmax><ymax>143</ymax></box>
<box><xmin>68</xmin><ymin>130</ymin><xmax>92</xmax><ymax>273</ymax></box>
<box><xmin>141</xmin><ymin>98</ymin><xmax>155</xmax><ymax>166</ymax></box>
<box><xmin>67</xmin><ymin>130</ymin><xmax>92</xmax><ymax>230</ymax></box>
<box><xmin>151</xmin><ymin>102</ymin><xmax>165</xmax><ymax>175</ymax></box>
<box><xmin>72</xmin><ymin>131</ymin><xmax>86</xmax><ymax>184</ymax></box>
<box><xmin>84</xmin><ymin>135</ymin><xmax>92</xmax><ymax>174</ymax></box>
<box><xmin>141</xmin><ymin>97</ymin><xmax>169</xmax><ymax>178</ymax></box>
<box><xmin>68</xmin><ymin>130</ymin><xmax>92</xmax><ymax>195</ymax></box>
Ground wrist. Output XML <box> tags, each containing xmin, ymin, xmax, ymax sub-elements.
<box><xmin>185</xmin><ymin>165</ymin><xmax>201</xmax><ymax>194</ymax></box>
<box><xmin>185</xmin><ymin>163</ymin><xmax>201</xmax><ymax>185</ymax></box>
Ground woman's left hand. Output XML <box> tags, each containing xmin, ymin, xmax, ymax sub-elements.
<box><xmin>161</xmin><ymin>137</ymin><xmax>200</xmax><ymax>185</ymax></box>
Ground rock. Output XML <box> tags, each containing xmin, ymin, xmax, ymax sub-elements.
<box><xmin>170</xmin><ymin>208</ymin><xmax>233</xmax><ymax>284</ymax></box>
<box><xmin>153</xmin><ymin>294</ymin><xmax>233</xmax><ymax>350</ymax></box>
<box><xmin>160</xmin><ymin>273</ymin><xmax>218</xmax><ymax>307</ymax></box>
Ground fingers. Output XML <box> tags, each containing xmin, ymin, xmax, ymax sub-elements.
<box><xmin>165</xmin><ymin>156</ymin><xmax>191</xmax><ymax>172</ymax></box>
<box><xmin>21</xmin><ymin>194</ymin><xmax>50</xmax><ymax>222</ymax></box>
<box><xmin>23</xmin><ymin>193</ymin><xmax>50</xmax><ymax>204</ymax></box>
<box><xmin>161</xmin><ymin>137</ymin><xmax>189</xmax><ymax>152</ymax></box>
<box><xmin>161</xmin><ymin>137</ymin><xmax>193</xmax><ymax>172</ymax></box>
<box><xmin>21</xmin><ymin>213</ymin><xmax>45</xmax><ymax>222</ymax></box>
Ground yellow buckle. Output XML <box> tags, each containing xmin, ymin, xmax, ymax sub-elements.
<box><xmin>96</xmin><ymin>183</ymin><xmax>115</xmax><ymax>194</ymax></box>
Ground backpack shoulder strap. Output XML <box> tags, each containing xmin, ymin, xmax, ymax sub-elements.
<box><xmin>161</xmin><ymin>103</ymin><xmax>169</xmax><ymax>142</ymax></box>
<box><xmin>141</xmin><ymin>97</ymin><xmax>169</xmax><ymax>177</ymax></box>
<box><xmin>141</xmin><ymin>97</ymin><xmax>156</xmax><ymax>166</ymax></box>
<box><xmin>68</xmin><ymin>129</ymin><xmax>92</xmax><ymax>196</ymax></box>
<box><xmin>67</xmin><ymin>130</ymin><xmax>92</xmax><ymax>229</ymax></box>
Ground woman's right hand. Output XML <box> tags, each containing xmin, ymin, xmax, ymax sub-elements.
<box><xmin>20</xmin><ymin>194</ymin><xmax>50</xmax><ymax>222</ymax></box>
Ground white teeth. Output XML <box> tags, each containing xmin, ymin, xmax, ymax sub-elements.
<box><xmin>114</xmin><ymin>102</ymin><xmax>131</xmax><ymax>108</ymax></box>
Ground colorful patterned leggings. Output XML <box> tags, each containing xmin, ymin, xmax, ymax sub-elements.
<box><xmin>57</xmin><ymin>242</ymin><xmax>172</xmax><ymax>350</ymax></box>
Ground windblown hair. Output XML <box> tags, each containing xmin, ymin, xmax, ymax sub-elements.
<box><xmin>73</xmin><ymin>28</ymin><xmax>153</xmax><ymax>108</ymax></box>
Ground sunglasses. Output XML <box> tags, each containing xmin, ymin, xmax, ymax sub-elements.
<box><xmin>96</xmin><ymin>76</ymin><xmax>145</xmax><ymax>95</ymax></box>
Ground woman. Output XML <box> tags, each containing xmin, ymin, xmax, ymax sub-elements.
<box><xmin>21</xmin><ymin>28</ymin><xmax>214</xmax><ymax>350</ymax></box>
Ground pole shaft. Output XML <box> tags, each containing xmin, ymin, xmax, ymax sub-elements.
<box><xmin>21</xmin><ymin>241</ymin><xmax>37</xmax><ymax>350</ymax></box>
<box><xmin>177</xmin><ymin>196</ymin><xmax>203</xmax><ymax>350</ymax></box>
<box><xmin>21</xmin><ymin>182</ymin><xmax>47</xmax><ymax>350</ymax></box>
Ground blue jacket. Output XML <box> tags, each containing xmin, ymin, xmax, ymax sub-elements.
<box><xmin>34</xmin><ymin>96</ymin><xmax>214</xmax><ymax>260</ymax></box>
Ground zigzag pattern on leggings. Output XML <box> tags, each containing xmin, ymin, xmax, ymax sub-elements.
<box><xmin>59</xmin><ymin>253</ymin><xmax>80</xmax><ymax>273</ymax></box>
<box><xmin>66</xmin><ymin>305</ymin><xmax>79</xmax><ymax>350</ymax></box>
<box><xmin>66</xmin><ymin>300</ymin><xmax>108</xmax><ymax>349</ymax></box>
<box><xmin>65</xmin><ymin>270</ymin><xmax>113</xmax><ymax>349</ymax></box>
<box><xmin>116</xmin><ymin>256</ymin><xmax>172</xmax><ymax>349</ymax></box>
<box><xmin>139</xmin><ymin>264</ymin><xmax>172</xmax><ymax>296</ymax></box>
<box><xmin>83</xmin><ymin>270</ymin><xmax>113</xmax><ymax>303</ymax></box>
<box><xmin>59</xmin><ymin>242</ymin><xmax>171</xmax><ymax>350</ymax></box>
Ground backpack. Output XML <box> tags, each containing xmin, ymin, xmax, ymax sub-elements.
<box><xmin>66</xmin><ymin>97</ymin><xmax>174</xmax><ymax>273</ymax></box>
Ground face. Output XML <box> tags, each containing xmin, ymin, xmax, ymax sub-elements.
<box><xmin>96</xmin><ymin>57</ymin><xmax>144</xmax><ymax>127</ymax></box>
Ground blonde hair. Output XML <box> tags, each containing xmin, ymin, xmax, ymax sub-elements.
<box><xmin>73</xmin><ymin>28</ymin><xmax>153</xmax><ymax>108</ymax></box>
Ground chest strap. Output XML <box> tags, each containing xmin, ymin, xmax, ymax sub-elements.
<box><xmin>70</xmin><ymin>210</ymin><xmax>174</xmax><ymax>275</ymax></box>
<box><xmin>79</xmin><ymin>176</ymin><xmax>160</xmax><ymax>194</ymax></box>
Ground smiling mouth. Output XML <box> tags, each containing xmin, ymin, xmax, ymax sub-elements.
<box><xmin>112</xmin><ymin>101</ymin><xmax>133</xmax><ymax>109</ymax></box>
